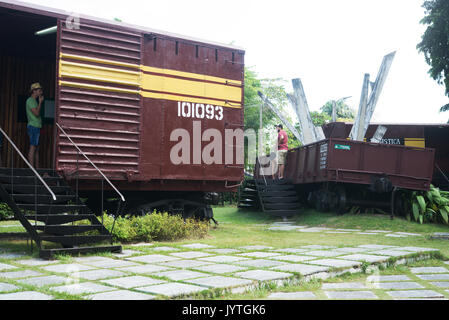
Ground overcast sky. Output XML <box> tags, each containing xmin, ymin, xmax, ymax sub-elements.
<box><xmin>24</xmin><ymin>0</ymin><xmax>449</xmax><ymax>124</ymax></box>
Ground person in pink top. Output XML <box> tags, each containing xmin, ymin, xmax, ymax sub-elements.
<box><xmin>276</xmin><ymin>124</ymin><xmax>288</xmax><ymax>179</ymax></box>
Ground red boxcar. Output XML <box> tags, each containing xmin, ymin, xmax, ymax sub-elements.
<box><xmin>0</xmin><ymin>0</ymin><xmax>245</xmax><ymax>214</ymax></box>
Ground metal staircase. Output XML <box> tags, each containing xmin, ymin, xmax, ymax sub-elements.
<box><xmin>0</xmin><ymin>168</ymin><xmax>121</xmax><ymax>259</ymax></box>
<box><xmin>0</xmin><ymin>126</ymin><xmax>122</xmax><ymax>259</ymax></box>
<box><xmin>238</xmin><ymin>179</ymin><xmax>302</xmax><ymax>217</ymax></box>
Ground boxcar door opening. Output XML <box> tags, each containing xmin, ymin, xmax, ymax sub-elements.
<box><xmin>0</xmin><ymin>6</ymin><xmax>57</xmax><ymax>169</ymax></box>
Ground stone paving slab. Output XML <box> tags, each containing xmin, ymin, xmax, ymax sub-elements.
<box><xmin>136</xmin><ymin>282</ymin><xmax>206</xmax><ymax>297</ymax></box>
<box><xmin>181</xmin><ymin>244</ymin><xmax>215</xmax><ymax>249</ymax></box>
<box><xmin>235</xmin><ymin>270</ymin><xmax>293</xmax><ymax>281</ymax></box>
<box><xmin>0</xmin><ymin>270</ymin><xmax>44</xmax><ymax>279</ymax></box>
<box><xmin>42</xmin><ymin>263</ymin><xmax>97</xmax><ymax>273</ymax></box>
<box><xmin>271</xmin><ymin>248</ymin><xmax>309</xmax><ymax>254</ymax></box>
<box><xmin>237</xmin><ymin>252</ymin><xmax>281</xmax><ymax>258</ymax></box>
<box><xmin>82</xmin><ymin>259</ymin><xmax>138</xmax><ymax>269</ymax></box>
<box><xmin>268</xmin><ymin>291</ymin><xmax>316</xmax><ymax>299</ymax></box>
<box><xmin>77</xmin><ymin>269</ymin><xmax>127</xmax><ymax>281</ymax></box>
<box><xmin>357</xmin><ymin>232</ymin><xmax>379</xmax><ymax>235</ymax></box>
<box><xmin>394</xmin><ymin>232</ymin><xmax>422</xmax><ymax>236</ymax></box>
<box><xmin>358</xmin><ymin>245</ymin><xmax>398</xmax><ymax>250</ymax></box>
<box><xmin>193</xmin><ymin>264</ymin><xmax>248</xmax><ymax>274</ymax></box>
<box><xmin>158</xmin><ymin>259</ymin><xmax>213</xmax><ymax>269</ymax></box>
<box><xmin>416</xmin><ymin>274</ymin><xmax>449</xmax><ymax>281</ymax></box>
<box><xmin>51</xmin><ymin>282</ymin><xmax>116</xmax><ymax>295</ymax></box>
<box><xmin>372</xmin><ymin>282</ymin><xmax>424</xmax><ymax>290</ymax></box>
<box><xmin>126</xmin><ymin>254</ymin><xmax>181</xmax><ymax>264</ymax></box>
<box><xmin>325</xmin><ymin>291</ymin><xmax>378</xmax><ymax>299</ymax></box>
<box><xmin>118</xmin><ymin>264</ymin><xmax>173</xmax><ymax>274</ymax></box>
<box><xmin>334</xmin><ymin>247</ymin><xmax>372</xmax><ymax>254</ymax></box>
<box><xmin>205</xmin><ymin>249</ymin><xmax>241</xmax><ymax>254</ymax></box>
<box><xmin>199</xmin><ymin>255</ymin><xmax>250</xmax><ymax>263</ymax></box>
<box><xmin>304</xmin><ymin>250</ymin><xmax>345</xmax><ymax>257</ymax></box>
<box><xmin>155</xmin><ymin>270</ymin><xmax>209</xmax><ymax>281</ymax></box>
<box><xmin>0</xmin><ymin>282</ymin><xmax>19</xmax><ymax>292</ymax></box>
<box><xmin>239</xmin><ymin>245</ymin><xmax>274</xmax><ymax>250</ymax></box>
<box><xmin>186</xmin><ymin>276</ymin><xmax>254</xmax><ymax>289</ymax></box>
<box><xmin>113</xmin><ymin>250</ymin><xmax>142</xmax><ymax>257</ymax></box>
<box><xmin>15</xmin><ymin>259</ymin><xmax>59</xmax><ymax>267</ymax></box>
<box><xmin>169</xmin><ymin>251</ymin><xmax>212</xmax><ymax>259</ymax></box>
<box><xmin>0</xmin><ymin>291</ymin><xmax>54</xmax><ymax>300</ymax></box>
<box><xmin>429</xmin><ymin>282</ymin><xmax>449</xmax><ymax>288</ymax></box>
<box><xmin>385</xmin><ymin>234</ymin><xmax>407</xmax><ymax>238</ymax></box>
<box><xmin>102</xmin><ymin>276</ymin><xmax>165</xmax><ymax>289</ymax></box>
<box><xmin>270</xmin><ymin>255</ymin><xmax>317</xmax><ymax>263</ymax></box>
<box><xmin>128</xmin><ymin>243</ymin><xmax>154</xmax><ymax>247</ymax></box>
<box><xmin>322</xmin><ymin>282</ymin><xmax>367</xmax><ymax>290</ymax></box>
<box><xmin>366</xmin><ymin>275</ymin><xmax>411</xmax><ymax>282</ymax></box>
<box><xmin>337</xmin><ymin>254</ymin><xmax>389</xmax><ymax>263</ymax></box>
<box><xmin>326</xmin><ymin>231</ymin><xmax>351</xmax><ymax>234</ymax></box>
<box><xmin>271</xmin><ymin>264</ymin><xmax>329</xmax><ymax>275</ymax></box>
<box><xmin>72</xmin><ymin>256</ymin><xmax>114</xmax><ymax>263</ymax></box>
<box><xmin>387</xmin><ymin>290</ymin><xmax>444</xmax><ymax>299</ymax></box>
<box><xmin>151</xmin><ymin>247</ymin><xmax>180</xmax><ymax>252</ymax></box>
<box><xmin>0</xmin><ymin>253</ymin><xmax>26</xmax><ymax>259</ymax></box>
<box><xmin>88</xmin><ymin>290</ymin><xmax>156</xmax><ymax>300</ymax></box>
<box><xmin>399</xmin><ymin>247</ymin><xmax>439</xmax><ymax>253</ymax></box>
<box><xmin>0</xmin><ymin>263</ymin><xmax>17</xmax><ymax>271</ymax></box>
<box><xmin>410</xmin><ymin>267</ymin><xmax>448</xmax><ymax>274</ymax></box>
<box><xmin>370</xmin><ymin>249</ymin><xmax>414</xmax><ymax>257</ymax></box>
<box><xmin>16</xmin><ymin>275</ymin><xmax>70</xmax><ymax>287</ymax></box>
<box><xmin>235</xmin><ymin>259</ymin><xmax>287</xmax><ymax>268</ymax></box>
<box><xmin>306</xmin><ymin>259</ymin><xmax>361</xmax><ymax>268</ymax></box>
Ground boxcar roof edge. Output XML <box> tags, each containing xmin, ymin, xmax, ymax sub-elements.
<box><xmin>0</xmin><ymin>0</ymin><xmax>245</xmax><ymax>52</ymax></box>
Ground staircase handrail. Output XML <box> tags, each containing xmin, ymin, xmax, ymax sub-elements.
<box><xmin>0</xmin><ymin>127</ymin><xmax>56</xmax><ymax>201</ymax></box>
<box><xmin>55</xmin><ymin>123</ymin><xmax>125</xmax><ymax>203</ymax></box>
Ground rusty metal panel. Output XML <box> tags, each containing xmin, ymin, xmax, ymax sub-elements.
<box><xmin>140</xmin><ymin>35</ymin><xmax>244</xmax><ymax>185</ymax></box>
<box><xmin>55</xmin><ymin>19</ymin><xmax>142</xmax><ymax>179</ymax></box>
<box><xmin>284</xmin><ymin>138</ymin><xmax>435</xmax><ymax>191</ymax></box>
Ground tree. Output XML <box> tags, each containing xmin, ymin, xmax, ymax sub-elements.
<box><xmin>417</xmin><ymin>0</ymin><xmax>449</xmax><ymax>113</ymax></box>
<box><xmin>320</xmin><ymin>100</ymin><xmax>355</xmax><ymax>122</ymax></box>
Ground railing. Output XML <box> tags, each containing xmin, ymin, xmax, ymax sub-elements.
<box><xmin>0</xmin><ymin>126</ymin><xmax>56</xmax><ymax>251</ymax></box>
<box><xmin>55</xmin><ymin>123</ymin><xmax>125</xmax><ymax>233</ymax></box>
<box><xmin>0</xmin><ymin>127</ymin><xmax>56</xmax><ymax>201</ymax></box>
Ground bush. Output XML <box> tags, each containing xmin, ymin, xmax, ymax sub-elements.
<box><xmin>0</xmin><ymin>203</ymin><xmax>14</xmax><ymax>221</ymax></box>
<box><xmin>101</xmin><ymin>212</ymin><xmax>210</xmax><ymax>243</ymax></box>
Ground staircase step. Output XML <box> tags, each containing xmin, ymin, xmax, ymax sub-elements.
<box><xmin>12</xmin><ymin>194</ymin><xmax>77</xmax><ymax>204</ymax></box>
<box><xmin>262</xmin><ymin>196</ymin><xmax>302</xmax><ymax>203</ymax></box>
<box><xmin>263</xmin><ymin>202</ymin><xmax>301</xmax><ymax>210</ymax></box>
<box><xmin>39</xmin><ymin>245</ymin><xmax>122</xmax><ymax>260</ymax></box>
<box><xmin>238</xmin><ymin>204</ymin><xmax>255</xmax><ymax>209</ymax></box>
<box><xmin>25</xmin><ymin>214</ymin><xmax>97</xmax><ymax>225</ymax></box>
<box><xmin>259</xmin><ymin>184</ymin><xmax>296</xmax><ymax>191</ymax></box>
<box><xmin>36</xmin><ymin>225</ymin><xmax>103</xmax><ymax>235</ymax></box>
<box><xmin>40</xmin><ymin>235</ymin><xmax>112</xmax><ymax>246</ymax></box>
<box><xmin>17</xmin><ymin>204</ymin><xmax>88</xmax><ymax>214</ymax></box>
<box><xmin>3</xmin><ymin>184</ymin><xmax>72</xmax><ymax>195</ymax></box>
<box><xmin>259</xmin><ymin>191</ymin><xmax>297</xmax><ymax>197</ymax></box>
<box><xmin>0</xmin><ymin>175</ymin><xmax>63</xmax><ymax>186</ymax></box>
<box><xmin>0</xmin><ymin>168</ymin><xmax>58</xmax><ymax>176</ymax></box>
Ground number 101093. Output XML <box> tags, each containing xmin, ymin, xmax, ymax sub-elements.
<box><xmin>178</xmin><ymin>102</ymin><xmax>224</xmax><ymax>121</ymax></box>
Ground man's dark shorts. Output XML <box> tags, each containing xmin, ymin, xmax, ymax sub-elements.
<box><xmin>27</xmin><ymin>125</ymin><xmax>41</xmax><ymax>147</ymax></box>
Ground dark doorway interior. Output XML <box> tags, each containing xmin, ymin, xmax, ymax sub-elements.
<box><xmin>0</xmin><ymin>7</ymin><xmax>57</xmax><ymax>169</ymax></box>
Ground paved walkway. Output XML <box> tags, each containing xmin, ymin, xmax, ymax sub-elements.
<box><xmin>267</xmin><ymin>221</ymin><xmax>423</xmax><ymax>238</ymax></box>
<box><xmin>0</xmin><ymin>243</ymin><xmax>445</xmax><ymax>300</ymax></box>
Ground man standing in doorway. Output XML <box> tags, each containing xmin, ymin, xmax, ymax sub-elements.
<box><xmin>26</xmin><ymin>83</ymin><xmax>44</xmax><ymax>168</ymax></box>
<box><xmin>276</xmin><ymin>124</ymin><xmax>288</xmax><ymax>180</ymax></box>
